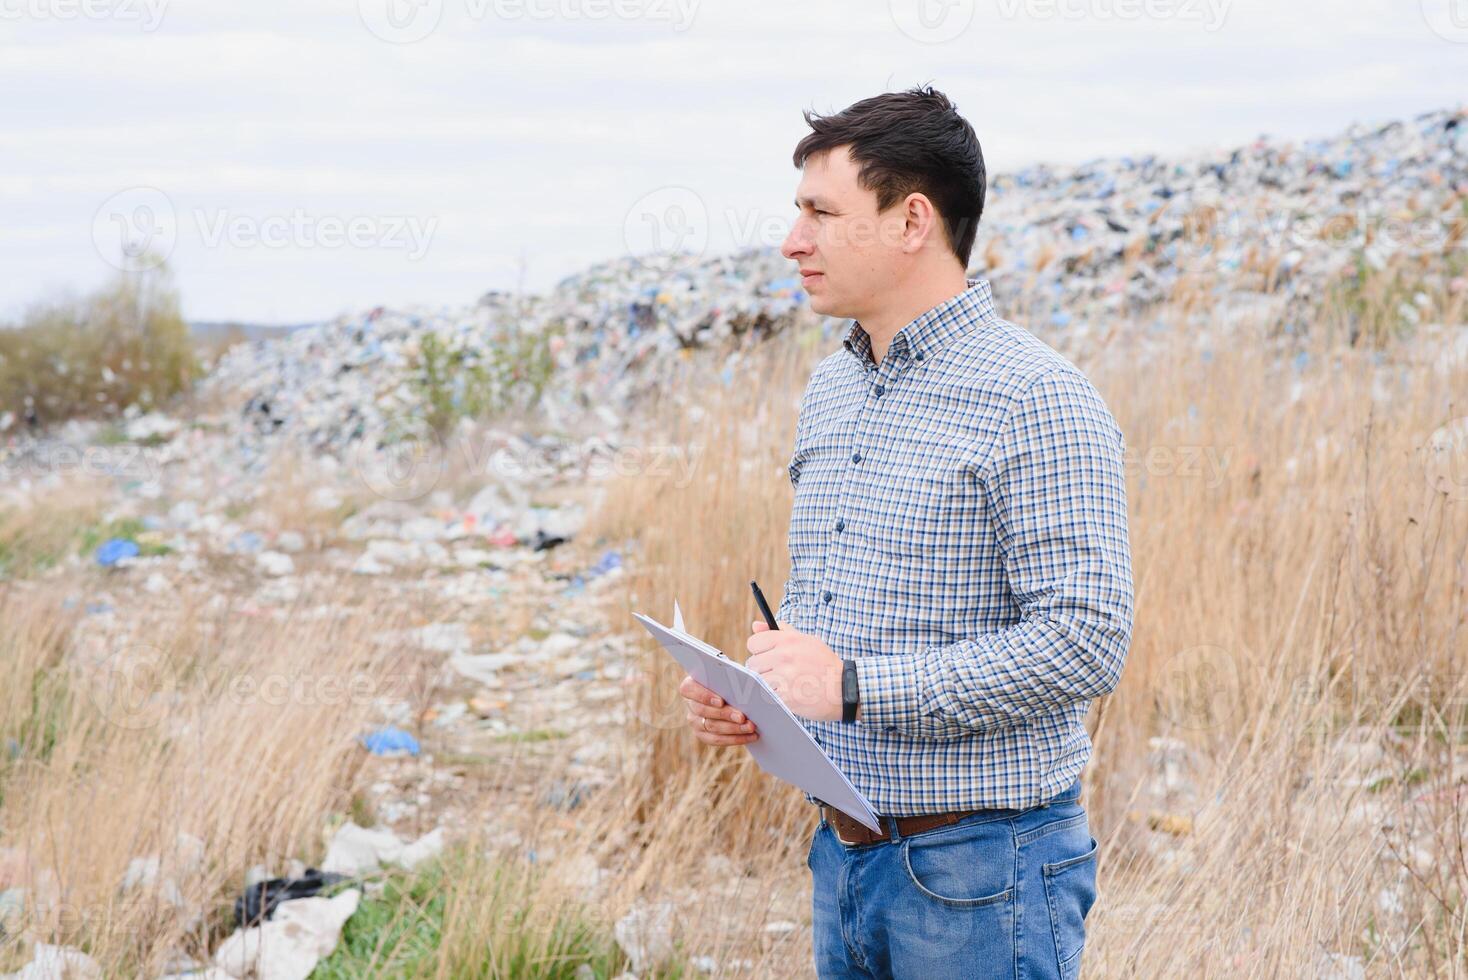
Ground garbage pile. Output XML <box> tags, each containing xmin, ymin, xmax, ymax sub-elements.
<box><xmin>202</xmin><ymin>247</ymin><xmax>808</xmax><ymax>460</ymax></box>
<box><xmin>978</xmin><ymin>107</ymin><xmax>1467</xmax><ymax>329</ymax></box>
<box><xmin>195</xmin><ymin>106</ymin><xmax>1464</xmax><ymax>460</ymax></box>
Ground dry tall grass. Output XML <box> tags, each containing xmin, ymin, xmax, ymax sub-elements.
<box><xmin>0</xmin><ymin>578</ymin><xmax>423</xmax><ymax>975</ymax></box>
<box><xmin>589</xmin><ymin>298</ymin><xmax>1468</xmax><ymax>976</ymax></box>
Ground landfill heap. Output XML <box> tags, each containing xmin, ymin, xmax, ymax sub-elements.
<box><xmin>203</xmin><ymin>247</ymin><xmax>808</xmax><ymax>459</ymax></box>
<box><xmin>978</xmin><ymin>107</ymin><xmax>1467</xmax><ymax>330</ymax></box>
<box><xmin>203</xmin><ymin>107</ymin><xmax>1466</xmax><ymax>457</ymax></box>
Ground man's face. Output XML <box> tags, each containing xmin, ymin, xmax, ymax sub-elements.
<box><xmin>780</xmin><ymin>146</ymin><xmax>906</xmax><ymax>320</ymax></box>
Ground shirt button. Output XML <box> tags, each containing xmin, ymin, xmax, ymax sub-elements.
<box><xmin>884</xmin><ymin>726</ymin><xmax>897</xmax><ymax>733</ymax></box>
<box><xmin>851</xmin><ymin>451</ymin><xmax>862</xmax><ymax>463</ymax></box>
<box><xmin>822</xmin><ymin>591</ymin><xmax>833</xmax><ymax>603</ymax></box>
<box><xmin>915</xmin><ymin>351</ymin><xmax>925</xmax><ymax>362</ymax></box>
<box><xmin>834</xmin><ymin>518</ymin><xmax>844</xmax><ymax>532</ymax></box>
<box><xmin>874</xmin><ymin>385</ymin><xmax>885</xmax><ymax>397</ymax></box>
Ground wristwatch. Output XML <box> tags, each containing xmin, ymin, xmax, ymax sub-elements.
<box><xmin>841</xmin><ymin>659</ymin><xmax>859</xmax><ymax>723</ymax></box>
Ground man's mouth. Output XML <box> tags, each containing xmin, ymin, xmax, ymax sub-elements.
<box><xmin>800</xmin><ymin>270</ymin><xmax>824</xmax><ymax>284</ymax></box>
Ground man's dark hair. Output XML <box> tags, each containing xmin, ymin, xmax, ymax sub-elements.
<box><xmin>792</xmin><ymin>85</ymin><xmax>986</xmax><ymax>268</ymax></box>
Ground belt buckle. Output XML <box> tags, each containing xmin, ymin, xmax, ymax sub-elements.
<box><xmin>830</xmin><ymin>811</ymin><xmax>871</xmax><ymax>846</ymax></box>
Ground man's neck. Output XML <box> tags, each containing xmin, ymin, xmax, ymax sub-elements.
<box><xmin>860</xmin><ymin>268</ymin><xmax>971</xmax><ymax>365</ymax></box>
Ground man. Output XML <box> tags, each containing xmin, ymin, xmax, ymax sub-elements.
<box><xmin>678</xmin><ymin>86</ymin><xmax>1133</xmax><ymax>979</ymax></box>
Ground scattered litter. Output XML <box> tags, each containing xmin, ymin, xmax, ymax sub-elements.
<box><xmin>94</xmin><ymin>537</ymin><xmax>139</xmax><ymax>566</ymax></box>
<box><xmin>234</xmin><ymin>868</ymin><xmax>352</xmax><ymax>928</ymax></box>
<box><xmin>320</xmin><ymin>823</ymin><xmax>445</xmax><ymax>876</ymax></box>
<box><xmin>614</xmin><ymin>900</ymin><xmax>677</xmax><ymax>976</ymax></box>
<box><xmin>4</xmin><ymin>942</ymin><xmax>102</xmax><ymax>979</ymax></box>
<box><xmin>358</xmin><ymin>726</ymin><xmax>420</xmax><ymax>758</ymax></box>
<box><xmin>212</xmin><ymin>888</ymin><xmax>360</xmax><ymax>980</ymax></box>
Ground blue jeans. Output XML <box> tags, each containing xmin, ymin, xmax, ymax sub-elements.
<box><xmin>806</xmin><ymin>778</ymin><xmax>1096</xmax><ymax>979</ymax></box>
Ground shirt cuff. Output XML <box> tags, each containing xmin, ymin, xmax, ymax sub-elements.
<box><xmin>854</xmin><ymin>654</ymin><xmax>924</xmax><ymax>734</ymax></box>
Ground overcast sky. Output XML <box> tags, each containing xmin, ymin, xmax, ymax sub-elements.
<box><xmin>2</xmin><ymin>0</ymin><xmax>1463</xmax><ymax>324</ymax></box>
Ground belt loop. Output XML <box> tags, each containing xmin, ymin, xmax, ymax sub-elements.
<box><xmin>885</xmin><ymin>814</ymin><xmax>901</xmax><ymax>845</ymax></box>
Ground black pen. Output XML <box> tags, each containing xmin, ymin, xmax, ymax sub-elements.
<box><xmin>750</xmin><ymin>579</ymin><xmax>780</xmax><ymax>630</ymax></box>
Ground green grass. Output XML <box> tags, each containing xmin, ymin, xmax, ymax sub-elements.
<box><xmin>312</xmin><ymin>852</ymin><xmax>692</xmax><ymax>979</ymax></box>
<box><xmin>77</xmin><ymin>517</ymin><xmax>171</xmax><ymax>558</ymax></box>
<box><xmin>312</xmin><ymin>865</ymin><xmax>444</xmax><ymax>978</ymax></box>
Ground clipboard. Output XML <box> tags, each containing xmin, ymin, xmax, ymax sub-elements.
<box><xmin>632</xmin><ymin>601</ymin><xmax>881</xmax><ymax>832</ymax></box>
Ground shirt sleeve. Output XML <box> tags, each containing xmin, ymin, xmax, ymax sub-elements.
<box><xmin>776</xmin><ymin>368</ymin><xmax>819</xmax><ymax>631</ymax></box>
<box><xmin>854</xmin><ymin>367</ymin><xmax>1134</xmax><ymax>738</ymax></box>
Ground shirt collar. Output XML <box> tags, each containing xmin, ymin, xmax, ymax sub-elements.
<box><xmin>842</xmin><ymin>278</ymin><xmax>997</xmax><ymax>369</ymax></box>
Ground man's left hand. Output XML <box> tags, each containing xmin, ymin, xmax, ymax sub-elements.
<box><xmin>746</xmin><ymin>619</ymin><xmax>845</xmax><ymax>722</ymax></box>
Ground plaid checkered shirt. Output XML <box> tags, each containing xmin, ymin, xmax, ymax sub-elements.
<box><xmin>776</xmin><ymin>278</ymin><xmax>1134</xmax><ymax>815</ymax></box>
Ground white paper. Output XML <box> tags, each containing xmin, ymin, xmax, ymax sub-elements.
<box><xmin>633</xmin><ymin>602</ymin><xmax>881</xmax><ymax>832</ymax></box>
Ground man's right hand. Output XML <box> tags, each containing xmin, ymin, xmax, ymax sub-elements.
<box><xmin>679</xmin><ymin>674</ymin><xmax>758</xmax><ymax>746</ymax></box>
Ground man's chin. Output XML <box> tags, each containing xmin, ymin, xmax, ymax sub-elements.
<box><xmin>806</xmin><ymin>290</ymin><xmax>842</xmax><ymax>318</ymax></box>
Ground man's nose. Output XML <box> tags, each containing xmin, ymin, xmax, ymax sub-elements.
<box><xmin>781</xmin><ymin>220</ymin><xmax>811</xmax><ymax>260</ymax></box>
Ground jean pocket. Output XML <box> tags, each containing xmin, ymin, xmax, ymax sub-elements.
<box><xmin>1042</xmin><ymin>835</ymin><xmax>1098</xmax><ymax>980</ymax></box>
<box><xmin>901</xmin><ymin>822</ymin><xmax>1014</xmax><ymax>908</ymax></box>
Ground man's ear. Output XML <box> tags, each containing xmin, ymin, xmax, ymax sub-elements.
<box><xmin>902</xmin><ymin>192</ymin><xmax>939</xmax><ymax>254</ymax></box>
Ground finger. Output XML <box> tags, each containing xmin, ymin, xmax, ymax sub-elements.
<box><xmin>752</xmin><ymin>619</ymin><xmax>768</xmax><ymax>632</ymax></box>
<box><xmin>689</xmin><ymin>710</ymin><xmax>755</xmax><ymax>736</ymax></box>
<box><xmin>687</xmin><ymin>701</ymin><xmax>748</xmax><ymax>725</ymax></box>
<box><xmin>746</xmin><ymin>632</ymin><xmax>779</xmax><ymax>656</ymax></box>
<box><xmin>694</xmin><ymin>724</ymin><xmax>760</xmax><ymax>746</ymax></box>
<box><xmin>679</xmin><ymin>674</ymin><xmax>724</xmax><ymax>709</ymax></box>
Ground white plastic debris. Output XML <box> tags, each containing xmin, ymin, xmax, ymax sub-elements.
<box><xmin>6</xmin><ymin>942</ymin><xmax>102</xmax><ymax>979</ymax></box>
<box><xmin>320</xmin><ymin>823</ymin><xmax>445</xmax><ymax>876</ymax></box>
<box><xmin>613</xmin><ymin>901</ymin><xmax>677</xmax><ymax>975</ymax></box>
<box><xmin>212</xmin><ymin>888</ymin><xmax>360</xmax><ymax>980</ymax></box>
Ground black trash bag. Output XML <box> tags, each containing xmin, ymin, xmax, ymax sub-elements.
<box><xmin>234</xmin><ymin>868</ymin><xmax>352</xmax><ymax>927</ymax></box>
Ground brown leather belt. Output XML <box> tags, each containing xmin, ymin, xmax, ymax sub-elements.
<box><xmin>820</xmin><ymin>803</ymin><xmax>986</xmax><ymax>846</ymax></box>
